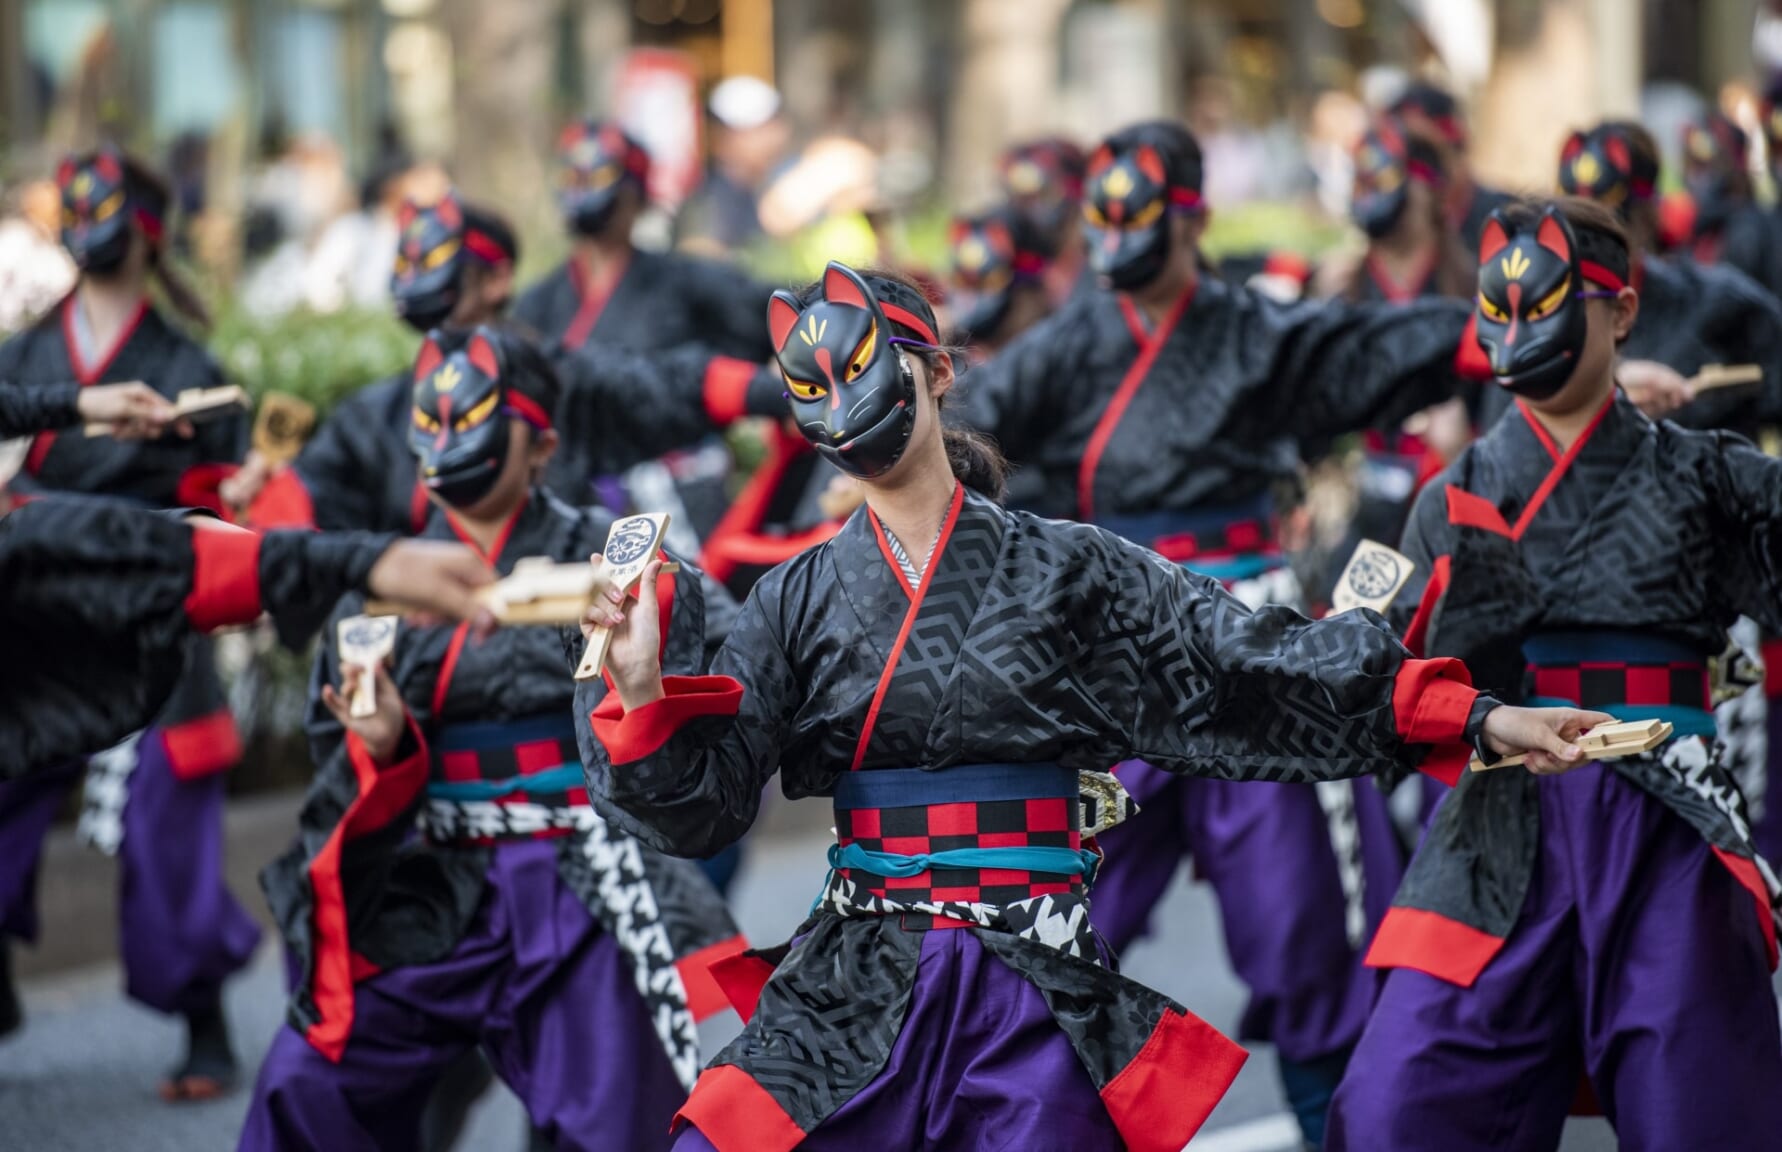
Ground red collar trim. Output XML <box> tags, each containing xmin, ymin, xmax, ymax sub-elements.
<box><xmin>853</xmin><ymin>483</ymin><xmax>967</xmax><ymax>771</ymax></box>
<box><xmin>565</xmin><ymin>250</ymin><xmax>632</xmax><ymax>348</ymax></box>
<box><xmin>1082</xmin><ymin>283</ymin><xmax>1197</xmax><ymax>521</ymax></box>
<box><xmin>62</xmin><ymin>294</ymin><xmax>150</xmax><ymax>386</ymax></box>
<box><xmin>443</xmin><ymin>491</ymin><xmax>528</xmax><ymax>566</ymax></box>
<box><xmin>1365</xmin><ymin>248</ymin><xmax>1439</xmax><ymax>303</ymax></box>
<box><xmin>1510</xmin><ymin>394</ymin><xmax>1614</xmax><ymax>539</ymax></box>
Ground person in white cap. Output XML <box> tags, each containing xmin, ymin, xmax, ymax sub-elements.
<box><xmin>677</xmin><ymin>76</ymin><xmax>791</xmax><ymax>254</ymax></box>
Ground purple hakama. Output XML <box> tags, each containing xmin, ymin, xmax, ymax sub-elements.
<box><xmin>0</xmin><ymin>728</ymin><xmax>259</xmax><ymax>1015</ymax></box>
<box><xmin>238</xmin><ymin>839</ymin><xmax>685</xmax><ymax>1152</ymax></box>
<box><xmin>1328</xmin><ymin>762</ymin><xmax>1782</xmax><ymax>1151</ymax></box>
<box><xmin>1090</xmin><ymin>760</ymin><xmax>1402</xmax><ymax>1064</ymax></box>
<box><xmin>673</xmin><ymin>927</ymin><xmax>1126</xmax><ymax>1151</ymax></box>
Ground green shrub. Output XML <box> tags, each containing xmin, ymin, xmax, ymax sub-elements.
<box><xmin>211</xmin><ymin>305</ymin><xmax>420</xmax><ymax>415</ymax></box>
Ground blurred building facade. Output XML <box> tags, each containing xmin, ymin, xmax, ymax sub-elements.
<box><xmin>0</xmin><ymin>0</ymin><xmax>1776</xmax><ymax>254</ymax></box>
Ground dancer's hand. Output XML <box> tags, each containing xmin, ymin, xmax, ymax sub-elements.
<box><xmin>1481</xmin><ymin>705</ymin><xmax>1617</xmax><ymax>774</ymax></box>
<box><xmin>321</xmin><ymin>660</ymin><xmax>408</xmax><ymax>766</ymax></box>
<box><xmin>1619</xmin><ymin>360</ymin><xmax>1694</xmax><ymax>419</ymax></box>
<box><xmin>77</xmin><ymin>381</ymin><xmax>184</xmax><ymax>439</ymax></box>
<box><xmin>582</xmin><ymin>554</ymin><xmax>665</xmax><ymax>710</ymax></box>
<box><xmin>218</xmin><ymin>451</ymin><xmax>272</xmax><ymax>511</ymax></box>
<box><xmin>367</xmin><ymin>540</ymin><xmax>498</xmax><ymax>638</ymax></box>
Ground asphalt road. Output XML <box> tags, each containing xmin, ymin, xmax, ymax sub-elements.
<box><xmin>0</xmin><ymin>798</ymin><xmax>1624</xmax><ymax>1152</ymax></box>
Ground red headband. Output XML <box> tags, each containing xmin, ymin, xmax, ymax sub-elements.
<box><xmin>504</xmin><ymin>391</ymin><xmax>553</xmax><ymax>431</ymax></box>
<box><xmin>134</xmin><ymin>206</ymin><xmax>165</xmax><ymax>246</ymax></box>
<box><xmin>1168</xmin><ymin>187</ymin><xmax>1204</xmax><ymax>211</ymax></box>
<box><xmin>1579</xmin><ymin>259</ymin><xmax>1627</xmax><ymax>292</ymax></box>
<box><xmin>463</xmin><ymin>228</ymin><xmax>510</xmax><ymax>265</ymax></box>
<box><xmin>881</xmin><ymin>302</ymin><xmax>939</xmax><ymax>345</ymax></box>
<box><xmin>1407</xmin><ymin>159</ymin><xmax>1442</xmax><ymax>185</ymax></box>
<box><xmin>1011</xmin><ymin>252</ymin><xmax>1049</xmax><ymax>277</ymax></box>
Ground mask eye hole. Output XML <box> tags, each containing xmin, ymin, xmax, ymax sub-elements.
<box><xmin>422</xmin><ymin>238</ymin><xmax>460</xmax><ymax>271</ymax></box>
<box><xmin>1477</xmin><ymin>293</ymin><xmax>1509</xmax><ymax>324</ymax></box>
<box><xmin>412</xmin><ymin>408</ymin><xmax>441</xmax><ymax>434</ymax></box>
<box><xmin>1083</xmin><ymin>201</ymin><xmax>1107</xmax><ymax>228</ymax></box>
<box><xmin>1126</xmin><ymin>198</ymin><xmax>1164</xmax><ymax>229</ymax></box>
<box><xmin>846</xmin><ymin>323</ymin><xmax>877</xmax><ymax>381</ymax></box>
<box><xmin>1528</xmin><ymin>275</ymin><xmax>1572</xmax><ymax>320</ymax></box>
<box><xmin>454</xmin><ymin>389</ymin><xmax>501</xmax><ymax>432</ymax></box>
<box><xmin>784</xmin><ymin>373</ymin><xmax>827</xmax><ymax>401</ymax></box>
<box><xmin>92</xmin><ymin>191</ymin><xmax>124</xmax><ymax>222</ymax></box>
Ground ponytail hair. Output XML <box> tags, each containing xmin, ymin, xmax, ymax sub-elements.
<box><xmin>797</xmin><ymin>263</ymin><xmax>1013</xmax><ymax>502</ymax></box>
<box><xmin>940</xmin><ymin>423</ymin><xmax>1008</xmax><ymax>503</ymax></box>
<box><xmin>149</xmin><ymin>252</ymin><xmax>212</xmax><ymax>333</ymax></box>
<box><xmin>124</xmin><ymin>154</ymin><xmax>211</xmax><ymax>332</ymax></box>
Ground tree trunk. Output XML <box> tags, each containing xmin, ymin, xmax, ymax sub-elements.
<box><xmin>444</xmin><ymin>0</ymin><xmax>561</xmax><ymax>241</ymax></box>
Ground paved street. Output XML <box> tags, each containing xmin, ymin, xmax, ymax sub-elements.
<box><xmin>1</xmin><ymin>794</ymin><xmax>1621</xmax><ymax>1151</ymax></box>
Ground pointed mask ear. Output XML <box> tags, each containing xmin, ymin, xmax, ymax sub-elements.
<box><xmin>822</xmin><ymin>262</ymin><xmax>872</xmax><ymax>310</ymax></box>
<box><xmin>396</xmin><ymin>198</ymin><xmax>422</xmax><ymax>231</ymax></box>
<box><xmin>467</xmin><ymin>330</ymin><xmax>501</xmax><ymax>380</ymax></box>
<box><xmin>767</xmin><ymin>291</ymin><xmax>803</xmax><ymax>352</ymax></box>
<box><xmin>1087</xmin><ymin>144</ymin><xmax>1114</xmax><ymax>180</ymax></box>
<box><xmin>1134</xmin><ymin>145</ymin><xmax>1166</xmax><ymax>184</ymax></box>
<box><xmin>1605</xmin><ymin>135</ymin><xmax>1631</xmax><ymax>176</ymax></box>
<box><xmin>1561</xmin><ymin>131</ymin><xmax>1589</xmax><ymax>169</ymax></box>
<box><xmin>436</xmin><ymin>193</ymin><xmax>463</xmax><ymax>230</ymax></box>
<box><xmin>1478</xmin><ymin>213</ymin><xmax>1511</xmax><ymax>263</ymax></box>
<box><xmin>1536</xmin><ymin>208</ymin><xmax>1573</xmax><ymax>262</ymax></box>
<box><xmin>1378</xmin><ymin>119</ymin><xmax>1405</xmax><ymax>157</ymax></box>
<box><xmin>413</xmin><ymin>336</ymin><xmax>445</xmax><ymax>382</ymax></box>
<box><xmin>94</xmin><ymin>149</ymin><xmax>123</xmax><ymax>183</ymax></box>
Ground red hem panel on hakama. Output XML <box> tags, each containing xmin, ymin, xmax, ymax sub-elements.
<box><xmin>1364</xmin><ymin>905</ymin><xmax>1503</xmax><ymax>987</ymax></box>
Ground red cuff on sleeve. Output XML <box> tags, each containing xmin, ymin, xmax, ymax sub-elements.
<box><xmin>590</xmin><ymin>674</ymin><xmax>744</xmax><ymax>764</ymax></box>
<box><xmin>176</xmin><ymin>462</ymin><xmax>240</xmax><ymax>519</ymax></box>
<box><xmin>702</xmin><ymin>356</ymin><xmax>761</xmax><ymax>425</ymax></box>
<box><xmin>303</xmin><ymin>710</ymin><xmax>428</xmax><ymax>1063</ymax></box>
<box><xmin>1454</xmin><ymin>312</ymin><xmax>1491</xmax><ymax>381</ymax></box>
<box><xmin>185</xmin><ymin>524</ymin><xmax>264</xmax><ymax>632</ymax></box>
<box><xmin>341</xmin><ymin>716</ymin><xmax>430</xmax><ymax>831</ymax></box>
<box><xmin>247</xmin><ymin>467</ymin><xmax>318</xmax><ymax>530</ymax></box>
<box><xmin>1392</xmin><ymin>657</ymin><xmax>1478</xmax><ymax>786</ymax></box>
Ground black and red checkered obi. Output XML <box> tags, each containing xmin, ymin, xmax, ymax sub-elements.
<box><xmin>1096</xmin><ymin>492</ymin><xmax>1281</xmax><ymax>582</ymax></box>
<box><xmin>1522</xmin><ymin>632</ymin><xmax>1716</xmax><ymax>738</ymax></box>
<box><xmin>829</xmin><ymin>763</ymin><xmax>1096</xmax><ymax>909</ymax></box>
<box><xmin>419</xmin><ymin>713</ymin><xmax>593</xmax><ymax>845</ymax></box>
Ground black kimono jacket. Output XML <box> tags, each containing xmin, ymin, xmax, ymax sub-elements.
<box><xmin>0</xmin><ymin>297</ymin><xmax>245</xmax><ymax>508</ymax></box>
<box><xmin>1475</xmin><ymin>256</ymin><xmax>1782</xmax><ymax>438</ymax></box>
<box><xmin>0</xmin><ymin>499</ymin><xmax>395</xmax><ymax>777</ymax></box>
<box><xmin>962</xmin><ymin>275</ymin><xmax>1476</xmax><ymax>526</ymax></box>
<box><xmin>0</xmin><ymin>380</ymin><xmax>80</xmax><ymax>438</ymax></box>
<box><xmin>261</xmin><ymin>489</ymin><xmax>742</xmax><ymax>1079</ymax></box>
<box><xmin>0</xmin><ymin>297</ymin><xmax>247</xmax><ymax>776</ymax></box>
<box><xmin>576</xmin><ymin>485</ymin><xmax>1480</xmax><ymax>1151</ymax></box>
<box><xmin>513</xmin><ymin>247</ymin><xmax>773</xmax><ymax>360</ymax></box>
<box><xmin>1374</xmin><ymin>395</ymin><xmax>1782</xmax><ymax>987</ymax></box>
<box><xmin>252</xmin><ymin>342</ymin><xmax>768</xmax><ymax>535</ymax></box>
<box><xmin>1698</xmin><ymin>203</ymin><xmax>1782</xmax><ymax>304</ymax></box>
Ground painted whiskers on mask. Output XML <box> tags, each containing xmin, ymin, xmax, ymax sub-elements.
<box><xmin>1082</xmin><ymin>142</ymin><xmax>1200</xmax><ymax>291</ymax></box>
<box><xmin>1474</xmin><ymin>205</ymin><xmax>1627</xmax><ymax>400</ymax></box>
<box><xmin>556</xmin><ymin>120</ymin><xmax>650</xmax><ymax>237</ymax></box>
<box><xmin>57</xmin><ymin>147</ymin><xmax>165</xmax><ymax>274</ymax></box>
<box><xmin>768</xmin><ymin>263</ymin><xmax>939</xmax><ymax>479</ymax></box>
<box><xmin>408</xmin><ymin>328</ymin><xmax>552</xmax><ymax>509</ymax></box>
